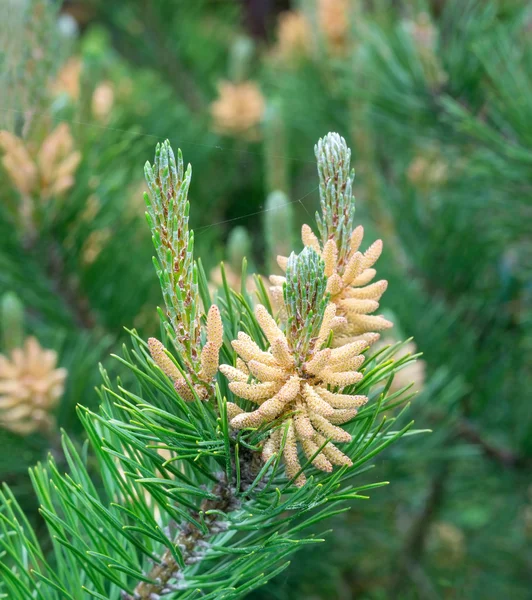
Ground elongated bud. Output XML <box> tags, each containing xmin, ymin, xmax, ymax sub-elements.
<box><xmin>148</xmin><ymin>338</ymin><xmax>182</xmax><ymax>382</ymax></box>
<box><xmin>206</xmin><ymin>305</ymin><xmax>223</xmax><ymax>349</ymax></box>
<box><xmin>1</xmin><ymin>292</ymin><xmax>24</xmax><ymax>352</ymax></box>
<box><xmin>314</xmin><ymin>132</ymin><xmax>356</xmax><ymax>265</ymax></box>
<box><xmin>229</xmin><ymin>35</ymin><xmax>255</xmax><ymax>83</ymax></box>
<box><xmin>263</xmin><ymin>99</ymin><xmax>289</xmax><ymax>194</ymax></box>
<box><xmin>264</xmin><ymin>191</ymin><xmax>294</xmax><ymax>271</ymax></box>
<box><xmin>227</xmin><ymin>227</ymin><xmax>251</xmax><ymax>273</ymax></box>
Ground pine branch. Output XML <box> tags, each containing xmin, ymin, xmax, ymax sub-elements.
<box><xmin>0</xmin><ymin>134</ymin><xmax>421</xmax><ymax>600</ymax></box>
<box><xmin>140</xmin><ymin>0</ymin><xmax>204</xmax><ymax>113</ymax></box>
<box><xmin>454</xmin><ymin>417</ymin><xmax>525</xmax><ymax>469</ymax></box>
<box><xmin>47</xmin><ymin>240</ymin><xmax>96</xmax><ymax>330</ymax></box>
<box><xmin>144</xmin><ymin>140</ymin><xmax>202</xmax><ymax>377</ymax></box>
<box><xmin>391</xmin><ymin>463</ymin><xmax>449</xmax><ymax>598</ymax></box>
<box><xmin>127</xmin><ymin>477</ymin><xmax>236</xmax><ymax>600</ymax></box>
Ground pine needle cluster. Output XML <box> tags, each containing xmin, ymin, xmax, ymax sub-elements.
<box><xmin>0</xmin><ymin>133</ymin><xmax>419</xmax><ymax>600</ymax></box>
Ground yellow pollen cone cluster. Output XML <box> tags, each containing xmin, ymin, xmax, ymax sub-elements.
<box><xmin>210</xmin><ymin>81</ymin><xmax>265</xmax><ymax>139</ymax></box>
<box><xmin>220</xmin><ymin>303</ymin><xmax>368</xmax><ymax>486</ymax></box>
<box><xmin>149</xmin><ymin>305</ymin><xmax>223</xmax><ymax>401</ymax></box>
<box><xmin>0</xmin><ymin>337</ymin><xmax>67</xmax><ymax>435</ymax></box>
<box><xmin>275</xmin><ymin>11</ymin><xmax>312</xmax><ymax>62</ymax></box>
<box><xmin>273</xmin><ymin>224</ymin><xmax>392</xmax><ymax>347</ymax></box>
<box><xmin>0</xmin><ymin>124</ymin><xmax>81</xmax><ymax>199</ymax></box>
<box><xmin>318</xmin><ymin>0</ymin><xmax>351</xmax><ymax>55</ymax></box>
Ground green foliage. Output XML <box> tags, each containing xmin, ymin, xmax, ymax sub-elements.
<box><xmin>264</xmin><ymin>191</ymin><xmax>294</xmax><ymax>271</ymax></box>
<box><xmin>284</xmin><ymin>247</ymin><xmax>328</xmax><ymax>355</ymax></box>
<box><xmin>0</xmin><ymin>137</ymin><xmax>418</xmax><ymax>599</ymax></box>
<box><xmin>145</xmin><ymin>141</ymin><xmax>201</xmax><ymax>374</ymax></box>
<box><xmin>314</xmin><ymin>133</ymin><xmax>356</xmax><ymax>263</ymax></box>
<box><xmin>1</xmin><ymin>0</ymin><xmax>531</xmax><ymax>598</ymax></box>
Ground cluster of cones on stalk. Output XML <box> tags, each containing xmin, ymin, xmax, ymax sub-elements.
<box><xmin>148</xmin><ymin>133</ymin><xmax>397</xmax><ymax>486</ymax></box>
<box><xmin>149</xmin><ymin>214</ymin><xmax>392</xmax><ymax>486</ymax></box>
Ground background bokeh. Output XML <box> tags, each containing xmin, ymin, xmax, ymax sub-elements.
<box><xmin>1</xmin><ymin>0</ymin><xmax>531</xmax><ymax>598</ymax></box>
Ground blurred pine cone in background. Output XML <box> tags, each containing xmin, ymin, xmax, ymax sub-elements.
<box><xmin>211</xmin><ymin>80</ymin><xmax>265</xmax><ymax>139</ymax></box>
<box><xmin>0</xmin><ymin>337</ymin><xmax>67</xmax><ymax>435</ymax></box>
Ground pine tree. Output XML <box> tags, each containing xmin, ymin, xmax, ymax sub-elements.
<box><xmin>0</xmin><ymin>133</ymin><xmax>419</xmax><ymax>599</ymax></box>
<box><xmin>2</xmin><ymin>1</ymin><xmax>531</xmax><ymax>598</ymax></box>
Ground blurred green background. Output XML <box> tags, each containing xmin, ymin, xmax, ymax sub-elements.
<box><xmin>0</xmin><ymin>0</ymin><xmax>531</xmax><ymax>598</ymax></box>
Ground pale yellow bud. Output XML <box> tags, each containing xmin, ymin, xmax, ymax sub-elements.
<box><xmin>0</xmin><ymin>337</ymin><xmax>66</xmax><ymax>436</ymax></box>
<box><xmin>335</xmin><ymin>332</ymin><xmax>381</xmax><ymax>347</ymax></box>
<box><xmin>320</xmin><ymin>369</ymin><xmax>363</xmax><ymax>388</ymax></box>
<box><xmin>326</xmin><ymin>273</ymin><xmax>344</xmax><ymax>296</ymax></box>
<box><xmin>270</xmin><ymin>337</ymin><xmax>295</xmax><ymax>370</ymax></box>
<box><xmin>349</xmin><ymin>314</ymin><xmax>393</xmax><ymax>335</ymax></box>
<box><xmin>211</xmin><ymin>80</ymin><xmax>265</xmax><ymax>139</ymax></box>
<box><xmin>199</xmin><ymin>341</ymin><xmax>220</xmax><ymax>381</ymax></box>
<box><xmin>349</xmin><ymin>225</ymin><xmax>364</xmax><ymax>253</ymax></box>
<box><xmin>342</xmin><ymin>251</ymin><xmax>363</xmax><ymax>286</ymax></box>
<box><xmin>315</xmin><ymin>303</ymin><xmax>337</xmax><ymax>348</ymax></box>
<box><xmin>231</xmin><ymin>410</ymin><xmax>265</xmax><ymax>429</ymax></box>
<box><xmin>317</xmin><ymin>388</ymin><xmax>367</xmax><ymax>409</ymax></box>
<box><xmin>226</xmin><ymin>402</ymin><xmax>244</xmax><ymax>420</ymax></box>
<box><xmin>304</xmin><ymin>348</ymin><xmax>331</xmax><ymax>376</ymax></box>
<box><xmin>247</xmin><ymin>360</ymin><xmax>287</xmax><ymax>382</ymax></box>
<box><xmin>361</xmin><ymin>239</ymin><xmax>383</xmax><ymax>270</ymax></box>
<box><xmin>206</xmin><ymin>305</ymin><xmax>224</xmax><ymax>348</ymax></box>
<box><xmin>219</xmin><ymin>364</ymin><xmax>249</xmax><ymax>382</ymax></box>
<box><xmin>330</xmin><ymin>353</ymin><xmax>365</xmax><ymax>373</ymax></box>
<box><xmin>0</xmin><ymin>131</ymin><xmax>38</xmax><ymax>195</ymax></box>
<box><xmin>314</xmin><ymin>433</ymin><xmax>353</xmax><ymax>466</ymax></box>
<box><xmin>269</xmin><ymin>275</ymin><xmax>286</xmax><ymax>287</ymax></box>
<box><xmin>328</xmin><ymin>408</ymin><xmax>358</xmax><ymax>425</ymax></box>
<box><xmin>232</xmin><ymin>332</ymin><xmax>277</xmax><ymax>365</ymax></box>
<box><xmin>283</xmin><ymin>420</ymin><xmax>306</xmax><ymax>486</ymax></box>
<box><xmin>345</xmin><ymin>280</ymin><xmax>388</xmax><ymax>300</ymax></box>
<box><xmin>293</xmin><ymin>408</ymin><xmax>315</xmax><ymax>440</ymax></box>
<box><xmin>323</xmin><ymin>239</ymin><xmax>338</xmax><ymax>277</ymax></box>
<box><xmin>309</xmin><ymin>412</ymin><xmax>352</xmax><ymax>443</ymax></box>
<box><xmin>228</xmin><ymin>381</ymin><xmax>280</xmax><ymax>403</ymax></box>
<box><xmin>257</xmin><ymin>397</ymin><xmax>286</xmax><ymax>419</ymax></box>
<box><xmin>341</xmin><ymin>299</ymin><xmax>380</xmax><ymax>315</ymax></box>
<box><xmin>255</xmin><ymin>304</ymin><xmax>285</xmax><ymax>345</ymax></box>
<box><xmin>236</xmin><ymin>358</ymin><xmax>249</xmax><ymax>373</ymax></box>
<box><xmin>262</xmin><ymin>428</ymin><xmax>282</xmax><ymax>462</ymax></box>
<box><xmin>148</xmin><ymin>338</ymin><xmax>182</xmax><ymax>381</ymax></box>
<box><xmin>174</xmin><ymin>379</ymin><xmax>195</xmax><ymax>402</ymax></box>
<box><xmin>350</xmin><ymin>268</ymin><xmax>377</xmax><ymax>287</ymax></box>
<box><xmin>301</xmin><ymin>438</ymin><xmax>333</xmax><ymax>472</ymax></box>
<box><xmin>330</xmin><ymin>341</ymin><xmax>368</xmax><ymax>364</ymax></box>
<box><xmin>269</xmin><ymin>285</ymin><xmax>287</xmax><ymax>319</ymax></box>
<box><xmin>276</xmin><ymin>11</ymin><xmax>312</xmax><ymax>61</ymax></box>
<box><xmin>301</xmin><ymin>224</ymin><xmax>321</xmax><ymax>253</ymax></box>
<box><xmin>303</xmin><ymin>384</ymin><xmax>334</xmax><ymax>417</ymax></box>
<box><xmin>277</xmin><ymin>255</ymin><xmax>289</xmax><ymax>271</ymax></box>
<box><xmin>273</xmin><ymin>376</ymin><xmax>300</xmax><ymax>404</ymax></box>
<box><xmin>331</xmin><ymin>316</ymin><xmax>348</xmax><ymax>331</ymax></box>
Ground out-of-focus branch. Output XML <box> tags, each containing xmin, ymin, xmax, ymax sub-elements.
<box><xmin>391</xmin><ymin>463</ymin><xmax>449</xmax><ymax>598</ymax></box>
<box><xmin>47</xmin><ymin>241</ymin><xmax>96</xmax><ymax>329</ymax></box>
<box><xmin>454</xmin><ymin>417</ymin><xmax>526</xmax><ymax>468</ymax></box>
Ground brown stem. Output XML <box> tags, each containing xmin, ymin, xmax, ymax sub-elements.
<box><xmin>123</xmin><ymin>444</ymin><xmax>264</xmax><ymax>599</ymax></box>
<box><xmin>391</xmin><ymin>463</ymin><xmax>449</xmax><ymax>598</ymax></box>
<box><xmin>125</xmin><ymin>478</ymin><xmax>235</xmax><ymax>599</ymax></box>
<box><xmin>454</xmin><ymin>417</ymin><xmax>525</xmax><ymax>468</ymax></box>
<box><xmin>47</xmin><ymin>241</ymin><xmax>96</xmax><ymax>329</ymax></box>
